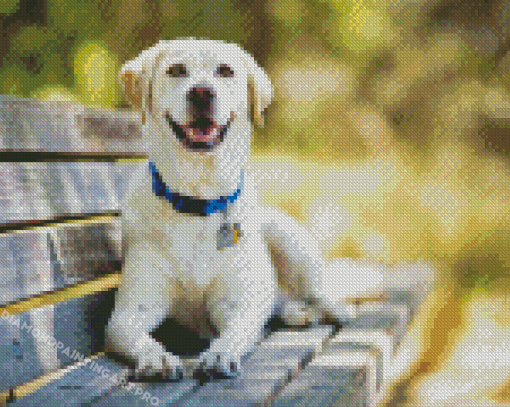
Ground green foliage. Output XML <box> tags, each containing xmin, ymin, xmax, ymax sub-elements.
<box><xmin>0</xmin><ymin>64</ymin><xmax>40</xmax><ymax>97</ymax></box>
<box><xmin>1</xmin><ymin>0</ymin><xmax>510</xmax><ymax>113</ymax></box>
<box><xmin>155</xmin><ymin>0</ymin><xmax>250</xmax><ymax>49</ymax></box>
<box><xmin>47</xmin><ymin>0</ymin><xmax>116</xmax><ymax>39</ymax></box>
<box><xmin>9</xmin><ymin>25</ymin><xmax>64</xmax><ymax>69</ymax></box>
<box><xmin>0</xmin><ymin>0</ymin><xmax>20</xmax><ymax>15</ymax></box>
<box><xmin>4</xmin><ymin>25</ymin><xmax>76</xmax><ymax>95</ymax></box>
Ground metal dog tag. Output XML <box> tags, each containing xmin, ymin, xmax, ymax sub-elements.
<box><xmin>217</xmin><ymin>222</ymin><xmax>242</xmax><ymax>250</ymax></box>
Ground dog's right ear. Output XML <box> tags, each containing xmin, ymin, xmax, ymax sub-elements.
<box><xmin>243</xmin><ymin>51</ymin><xmax>273</xmax><ymax>128</ymax></box>
<box><xmin>119</xmin><ymin>40</ymin><xmax>169</xmax><ymax>124</ymax></box>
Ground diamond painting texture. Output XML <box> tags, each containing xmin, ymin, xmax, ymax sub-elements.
<box><xmin>1</xmin><ymin>0</ymin><xmax>510</xmax><ymax>406</ymax></box>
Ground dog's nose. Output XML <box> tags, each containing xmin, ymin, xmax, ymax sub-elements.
<box><xmin>187</xmin><ymin>87</ymin><xmax>215</xmax><ymax>107</ymax></box>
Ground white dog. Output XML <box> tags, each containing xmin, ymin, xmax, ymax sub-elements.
<box><xmin>106</xmin><ymin>38</ymin><xmax>356</xmax><ymax>380</ymax></box>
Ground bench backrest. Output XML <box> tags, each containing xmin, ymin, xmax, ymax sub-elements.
<box><xmin>0</xmin><ymin>95</ymin><xmax>145</xmax><ymax>392</ymax></box>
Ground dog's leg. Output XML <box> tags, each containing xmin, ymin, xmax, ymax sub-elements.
<box><xmin>106</xmin><ymin>240</ymin><xmax>183</xmax><ymax>380</ymax></box>
<box><xmin>199</xmin><ymin>257</ymin><xmax>276</xmax><ymax>377</ymax></box>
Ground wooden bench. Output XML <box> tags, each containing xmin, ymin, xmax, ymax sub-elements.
<box><xmin>0</xmin><ymin>95</ymin><xmax>411</xmax><ymax>406</ymax></box>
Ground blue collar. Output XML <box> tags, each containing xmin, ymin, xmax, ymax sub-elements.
<box><xmin>149</xmin><ymin>161</ymin><xmax>244</xmax><ymax>217</ymax></box>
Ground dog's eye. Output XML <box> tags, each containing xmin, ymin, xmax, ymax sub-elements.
<box><xmin>217</xmin><ymin>64</ymin><xmax>234</xmax><ymax>78</ymax></box>
<box><xmin>167</xmin><ymin>64</ymin><xmax>187</xmax><ymax>77</ymax></box>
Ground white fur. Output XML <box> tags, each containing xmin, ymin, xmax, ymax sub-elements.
<box><xmin>106</xmin><ymin>38</ymin><xmax>355</xmax><ymax>380</ymax></box>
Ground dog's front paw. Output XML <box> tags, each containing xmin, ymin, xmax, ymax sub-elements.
<box><xmin>133</xmin><ymin>336</ymin><xmax>183</xmax><ymax>381</ymax></box>
<box><xmin>197</xmin><ymin>342</ymin><xmax>242</xmax><ymax>378</ymax></box>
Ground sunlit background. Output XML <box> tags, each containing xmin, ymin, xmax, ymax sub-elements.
<box><xmin>1</xmin><ymin>0</ymin><xmax>510</xmax><ymax>404</ymax></box>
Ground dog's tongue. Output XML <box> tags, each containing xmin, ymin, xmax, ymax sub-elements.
<box><xmin>187</xmin><ymin>121</ymin><xmax>219</xmax><ymax>143</ymax></box>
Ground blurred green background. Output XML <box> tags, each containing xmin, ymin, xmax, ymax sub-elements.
<box><xmin>2</xmin><ymin>0</ymin><xmax>510</xmax><ymax>403</ymax></box>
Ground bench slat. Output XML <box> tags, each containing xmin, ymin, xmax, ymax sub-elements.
<box><xmin>50</xmin><ymin>219</ymin><xmax>122</xmax><ymax>285</ymax></box>
<box><xmin>1</xmin><ymin>221</ymin><xmax>121</xmax><ymax>306</ymax></box>
<box><xmin>0</xmin><ymin>95</ymin><xmax>143</xmax><ymax>154</ymax></box>
<box><xmin>0</xmin><ymin>290</ymin><xmax>115</xmax><ymax>392</ymax></box>
<box><xmin>14</xmin><ymin>327</ymin><xmax>333</xmax><ymax>407</ymax></box>
<box><xmin>347</xmin><ymin>302</ymin><xmax>410</xmax><ymax>351</ymax></box>
<box><xmin>9</xmin><ymin>355</ymin><xmax>128</xmax><ymax>406</ymax></box>
<box><xmin>176</xmin><ymin>326</ymin><xmax>333</xmax><ymax>406</ymax></box>
<box><xmin>271</xmin><ymin>351</ymin><xmax>371</xmax><ymax>407</ymax></box>
<box><xmin>0</xmin><ymin>231</ymin><xmax>52</xmax><ymax>306</ymax></box>
<box><xmin>0</xmin><ymin>162</ymin><xmax>126</xmax><ymax>224</ymax></box>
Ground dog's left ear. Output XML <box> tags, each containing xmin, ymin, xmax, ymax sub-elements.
<box><xmin>118</xmin><ymin>40</ymin><xmax>169</xmax><ymax>124</ymax></box>
<box><xmin>244</xmin><ymin>53</ymin><xmax>273</xmax><ymax>128</ymax></box>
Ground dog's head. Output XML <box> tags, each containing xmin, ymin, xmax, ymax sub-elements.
<box><xmin>119</xmin><ymin>38</ymin><xmax>272</xmax><ymax>150</ymax></box>
<box><xmin>119</xmin><ymin>38</ymin><xmax>272</xmax><ymax>199</ymax></box>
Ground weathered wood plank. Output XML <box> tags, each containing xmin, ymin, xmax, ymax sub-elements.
<box><xmin>0</xmin><ymin>230</ymin><xmax>52</xmax><ymax>306</ymax></box>
<box><xmin>92</xmin><ymin>380</ymin><xmax>198</xmax><ymax>407</ymax></box>
<box><xmin>0</xmin><ymin>95</ymin><xmax>144</xmax><ymax>154</ymax></box>
<box><xmin>0</xmin><ymin>290</ymin><xmax>115</xmax><ymax>393</ymax></box>
<box><xmin>89</xmin><ymin>369</ymin><xmax>197</xmax><ymax>407</ymax></box>
<box><xmin>0</xmin><ymin>163</ymin><xmax>52</xmax><ymax>222</ymax></box>
<box><xmin>347</xmin><ymin>302</ymin><xmax>410</xmax><ymax>351</ymax></box>
<box><xmin>0</xmin><ymin>220</ymin><xmax>121</xmax><ymax>306</ymax></box>
<box><xmin>86</xmin><ymin>327</ymin><xmax>333</xmax><ymax>406</ymax></box>
<box><xmin>9</xmin><ymin>355</ymin><xmax>129</xmax><ymax>406</ymax></box>
<box><xmin>110</xmin><ymin>162</ymin><xmax>145</xmax><ymax>204</ymax></box>
<box><xmin>0</xmin><ymin>162</ymin><xmax>125</xmax><ymax>224</ymax></box>
<box><xmin>271</xmin><ymin>351</ymin><xmax>372</xmax><ymax>407</ymax></box>
<box><xmin>49</xmin><ymin>219</ymin><xmax>122</xmax><ymax>285</ymax></box>
<box><xmin>325</xmin><ymin>330</ymin><xmax>393</xmax><ymax>394</ymax></box>
<box><xmin>176</xmin><ymin>326</ymin><xmax>334</xmax><ymax>407</ymax></box>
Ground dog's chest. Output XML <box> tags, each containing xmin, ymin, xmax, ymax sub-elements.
<box><xmin>165</xmin><ymin>214</ymin><xmax>259</xmax><ymax>287</ymax></box>
<box><xmin>138</xmin><ymin>192</ymin><xmax>258</xmax><ymax>282</ymax></box>
<box><xmin>125</xmin><ymin>167</ymin><xmax>270</xmax><ymax>288</ymax></box>
<box><xmin>171</xmin><ymin>215</ymin><xmax>229</xmax><ymax>262</ymax></box>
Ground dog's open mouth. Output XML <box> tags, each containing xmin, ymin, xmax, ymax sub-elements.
<box><xmin>166</xmin><ymin>112</ymin><xmax>234</xmax><ymax>152</ymax></box>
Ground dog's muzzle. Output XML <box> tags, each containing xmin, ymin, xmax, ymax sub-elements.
<box><xmin>166</xmin><ymin>87</ymin><xmax>234</xmax><ymax>152</ymax></box>
<box><xmin>166</xmin><ymin>112</ymin><xmax>234</xmax><ymax>152</ymax></box>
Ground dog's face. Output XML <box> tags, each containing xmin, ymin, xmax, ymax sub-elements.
<box><xmin>119</xmin><ymin>39</ymin><xmax>273</xmax><ymax>197</ymax></box>
<box><xmin>152</xmin><ymin>46</ymin><xmax>246</xmax><ymax>153</ymax></box>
